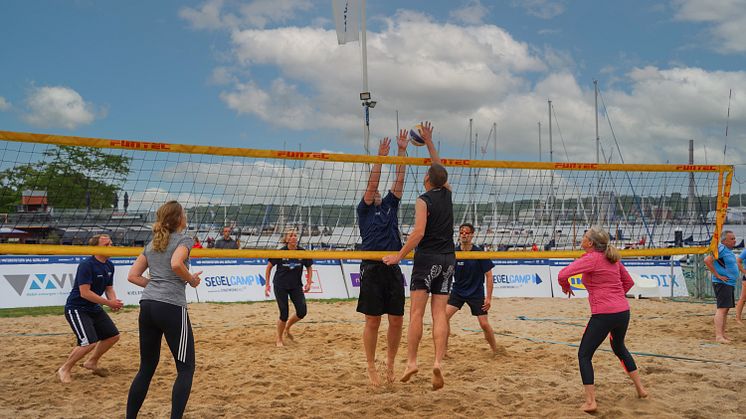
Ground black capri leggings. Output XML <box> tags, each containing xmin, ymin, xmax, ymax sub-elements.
<box><xmin>127</xmin><ymin>300</ymin><xmax>195</xmax><ymax>419</ymax></box>
<box><xmin>274</xmin><ymin>285</ymin><xmax>307</xmax><ymax>322</ymax></box>
<box><xmin>578</xmin><ymin>310</ymin><xmax>637</xmax><ymax>385</ymax></box>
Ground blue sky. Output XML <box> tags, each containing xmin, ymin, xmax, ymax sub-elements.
<box><xmin>1</xmin><ymin>0</ymin><xmax>745</xmax><ymax>173</ymax></box>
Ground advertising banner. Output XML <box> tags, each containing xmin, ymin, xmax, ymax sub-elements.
<box><xmin>548</xmin><ymin>259</ymin><xmax>688</xmax><ymax>298</ymax></box>
<box><xmin>490</xmin><ymin>259</ymin><xmax>554</xmax><ymax>298</ymax></box>
<box><xmin>194</xmin><ymin>258</ymin><xmax>348</xmax><ymax>302</ymax></box>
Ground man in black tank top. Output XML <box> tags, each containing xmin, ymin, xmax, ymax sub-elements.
<box><xmin>383</xmin><ymin>121</ymin><xmax>455</xmax><ymax>391</ymax></box>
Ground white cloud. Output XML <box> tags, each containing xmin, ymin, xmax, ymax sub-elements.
<box><xmin>179</xmin><ymin>5</ymin><xmax>746</xmax><ymax>167</ymax></box>
<box><xmin>219</xmin><ymin>11</ymin><xmax>546</xmax><ymax>141</ymax></box>
<box><xmin>672</xmin><ymin>0</ymin><xmax>746</xmax><ymax>53</ymax></box>
<box><xmin>0</xmin><ymin>97</ymin><xmax>10</xmax><ymax>111</ymax></box>
<box><xmin>23</xmin><ymin>86</ymin><xmax>99</xmax><ymax>129</ymax></box>
<box><xmin>512</xmin><ymin>0</ymin><xmax>567</xmax><ymax>20</ymax></box>
<box><xmin>180</xmin><ymin>0</ymin><xmax>312</xmax><ymax>30</ymax></box>
<box><xmin>449</xmin><ymin>0</ymin><xmax>489</xmax><ymax>25</ymax></box>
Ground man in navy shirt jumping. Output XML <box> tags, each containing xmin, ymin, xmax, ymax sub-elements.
<box><xmin>58</xmin><ymin>234</ymin><xmax>123</xmax><ymax>383</ymax></box>
<box><xmin>446</xmin><ymin>223</ymin><xmax>499</xmax><ymax>354</ymax></box>
<box><xmin>357</xmin><ymin>131</ymin><xmax>408</xmax><ymax>386</ymax></box>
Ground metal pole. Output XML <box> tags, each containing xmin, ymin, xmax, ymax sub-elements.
<box><xmin>538</xmin><ymin>121</ymin><xmax>541</xmax><ymax>162</ymax></box>
<box><xmin>360</xmin><ymin>0</ymin><xmax>370</xmax><ymax>154</ymax></box>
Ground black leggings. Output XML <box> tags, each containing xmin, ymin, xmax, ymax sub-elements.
<box><xmin>274</xmin><ymin>285</ymin><xmax>307</xmax><ymax>322</ymax></box>
<box><xmin>126</xmin><ymin>300</ymin><xmax>195</xmax><ymax>419</ymax></box>
<box><xmin>578</xmin><ymin>310</ymin><xmax>637</xmax><ymax>385</ymax></box>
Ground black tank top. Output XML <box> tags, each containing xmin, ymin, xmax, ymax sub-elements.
<box><xmin>417</xmin><ymin>187</ymin><xmax>455</xmax><ymax>254</ymax></box>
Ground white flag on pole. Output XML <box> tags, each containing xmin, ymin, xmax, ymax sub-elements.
<box><xmin>332</xmin><ymin>0</ymin><xmax>359</xmax><ymax>45</ymax></box>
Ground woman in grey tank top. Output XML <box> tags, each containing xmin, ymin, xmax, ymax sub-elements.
<box><xmin>126</xmin><ymin>201</ymin><xmax>202</xmax><ymax>418</ymax></box>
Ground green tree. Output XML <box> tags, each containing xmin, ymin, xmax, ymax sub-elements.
<box><xmin>0</xmin><ymin>145</ymin><xmax>131</xmax><ymax>212</ymax></box>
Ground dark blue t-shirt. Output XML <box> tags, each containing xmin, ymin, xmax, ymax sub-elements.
<box><xmin>269</xmin><ymin>245</ymin><xmax>313</xmax><ymax>289</ymax></box>
<box><xmin>452</xmin><ymin>244</ymin><xmax>494</xmax><ymax>299</ymax></box>
<box><xmin>65</xmin><ymin>256</ymin><xmax>115</xmax><ymax>312</ymax></box>
<box><xmin>357</xmin><ymin>191</ymin><xmax>402</xmax><ymax>251</ymax></box>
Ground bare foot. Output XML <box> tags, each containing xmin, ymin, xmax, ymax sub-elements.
<box><xmin>386</xmin><ymin>368</ymin><xmax>396</xmax><ymax>384</ymax></box>
<box><xmin>275</xmin><ymin>340</ymin><xmax>285</xmax><ymax>347</ymax></box>
<box><xmin>82</xmin><ymin>361</ymin><xmax>109</xmax><ymax>376</ymax></box>
<box><xmin>57</xmin><ymin>367</ymin><xmax>72</xmax><ymax>384</ymax></box>
<box><xmin>400</xmin><ymin>366</ymin><xmax>419</xmax><ymax>382</ymax></box>
<box><xmin>580</xmin><ymin>400</ymin><xmax>597</xmax><ymax>413</ymax></box>
<box><xmin>432</xmin><ymin>367</ymin><xmax>444</xmax><ymax>391</ymax></box>
<box><xmin>715</xmin><ymin>336</ymin><xmax>731</xmax><ymax>344</ymax></box>
<box><xmin>285</xmin><ymin>330</ymin><xmax>295</xmax><ymax>342</ymax></box>
<box><xmin>367</xmin><ymin>366</ymin><xmax>381</xmax><ymax>387</ymax></box>
<box><xmin>638</xmin><ymin>389</ymin><xmax>649</xmax><ymax>399</ymax></box>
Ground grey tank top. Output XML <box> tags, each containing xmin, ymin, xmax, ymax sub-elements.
<box><xmin>141</xmin><ymin>232</ymin><xmax>194</xmax><ymax>307</ymax></box>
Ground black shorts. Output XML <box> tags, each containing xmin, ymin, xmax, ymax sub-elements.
<box><xmin>64</xmin><ymin>308</ymin><xmax>119</xmax><ymax>346</ymax></box>
<box><xmin>410</xmin><ymin>252</ymin><xmax>455</xmax><ymax>295</ymax></box>
<box><xmin>713</xmin><ymin>283</ymin><xmax>735</xmax><ymax>309</ymax></box>
<box><xmin>357</xmin><ymin>261</ymin><xmax>405</xmax><ymax>316</ymax></box>
<box><xmin>447</xmin><ymin>293</ymin><xmax>487</xmax><ymax>316</ymax></box>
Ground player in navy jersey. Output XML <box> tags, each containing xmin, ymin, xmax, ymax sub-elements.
<box><xmin>265</xmin><ymin>228</ymin><xmax>313</xmax><ymax>347</ymax></box>
<box><xmin>357</xmin><ymin>132</ymin><xmax>408</xmax><ymax>385</ymax></box>
<box><xmin>58</xmin><ymin>234</ymin><xmax>123</xmax><ymax>383</ymax></box>
<box><xmin>446</xmin><ymin>223</ymin><xmax>499</xmax><ymax>355</ymax></box>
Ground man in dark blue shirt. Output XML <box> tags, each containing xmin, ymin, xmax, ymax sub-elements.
<box><xmin>58</xmin><ymin>234</ymin><xmax>123</xmax><ymax>383</ymax></box>
<box><xmin>446</xmin><ymin>223</ymin><xmax>499</xmax><ymax>354</ymax></box>
<box><xmin>357</xmin><ymin>131</ymin><xmax>408</xmax><ymax>386</ymax></box>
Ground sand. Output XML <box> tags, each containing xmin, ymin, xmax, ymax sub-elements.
<box><xmin>1</xmin><ymin>297</ymin><xmax>744</xmax><ymax>418</ymax></box>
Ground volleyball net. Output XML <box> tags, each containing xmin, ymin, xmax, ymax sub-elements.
<box><xmin>0</xmin><ymin>130</ymin><xmax>733</xmax><ymax>259</ymax></box>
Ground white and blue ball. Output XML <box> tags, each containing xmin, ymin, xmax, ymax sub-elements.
<box><xmin>409</xmin><ymin>124</ymin><xmax>426</xmax><ymax>146</ymax></box>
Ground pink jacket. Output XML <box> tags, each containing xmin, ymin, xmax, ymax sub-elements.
<box><xmin>557</xmin><ymin>250</ymin><xmax>634</xmax><ymax>315</ymax></box>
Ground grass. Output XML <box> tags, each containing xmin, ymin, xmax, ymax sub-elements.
<box><xmin>0</xmin><ymin>305</ymin><xmax>139</xmax><ymax>318</ymax></box>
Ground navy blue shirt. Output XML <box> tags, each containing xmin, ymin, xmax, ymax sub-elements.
<box><xmin>65</xmin><ymin>256</ymin><xmax>115</xmax><ymax>312</ymax></box>
<box><xmin>357</xmin><ymin>191</ymin><xmax>402</xmax><ymax>251</ymax></box>
<box><xmin>452</xmin><ymin>244</ymin><xmax>494</xmax><ymax>299</ymax></box>
<box><xmin>269</xmin><ymin>245</ymin><xmax>313</xmax><ymax>289</ymax></box>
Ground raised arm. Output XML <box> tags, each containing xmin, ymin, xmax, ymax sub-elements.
<box><xmin>390</xmin><ymin>129</ymin><xmax>408</xmax><ymax>198</ymax></box>
<box><xmin>420</xmin><ymin>121</ymin><xmax>451</xmax><ymax>191</ymax></box>
<box><xmin>383</xmin><ymin>197</ymin><xmax>427</xmax><ymax>265</ymax></box>
<box><xmin>363</xmin><ymin>138</ymin><xmax>391</xmax><ymax>204</ymax></box>
<box><xmin>420</xmin><ymin>121</ymin><xmax>438</xmax><ymax>164</ymax></box>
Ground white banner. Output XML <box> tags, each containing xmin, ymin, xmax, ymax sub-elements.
<box><xmin>194</xmin><ymin>258</ymin><xmax>349</xmax><ymax>302</ymax></box>
<box><xmin>548</xmin><ymin>259</ymin><xmax>688</xmax><ymax>298</ymax></box>
<box><xmin>490</xmin><ymin>259</ymin><xmax>555</xmax><ymax>298</ymax></box>
<box><xmin>332</xmin><ymin>0</ymin><xmax>359</xmax><ymax>44</ymax></box>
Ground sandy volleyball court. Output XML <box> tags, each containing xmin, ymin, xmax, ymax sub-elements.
<box><xmin>0</xmin><ymin>297</ymin><xmax>744</xmax><ymax>418</ymax></box>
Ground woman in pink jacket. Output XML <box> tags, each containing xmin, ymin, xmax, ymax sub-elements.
<box><xmin>558</xmin><ymin>226</ymin><xmax>647</xmax><ymax>413</ymax></box>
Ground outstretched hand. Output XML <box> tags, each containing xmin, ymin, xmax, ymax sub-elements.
<box><xmin>420</xmin><ymin>121</ymin><xmax>434</xmax><ymax>145</ymax></box>
<box><xmin>378</xmin><ymin>137</ymin><xmax>391</xmax><ymax>156</ymax></box>
<box><xmin>397</xmin><ymin>129</ymin><xmax>408</xmax><ymax>151</ymax></box>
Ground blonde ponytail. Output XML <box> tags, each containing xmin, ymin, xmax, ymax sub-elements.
<box><xmin>152</xmin><ymin>201</ymin><xmax>183</xmax><ymax>252</ymax></box>
<box><xmin>586</xmin><ymin>225</ymin><xmax>620</xmax><ymax>263</ymax></box>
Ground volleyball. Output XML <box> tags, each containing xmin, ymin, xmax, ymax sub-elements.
<box><xmin>409</xmin><ymin>124</ymin><xmax>426</xmax><ymax>146</ymax></box>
